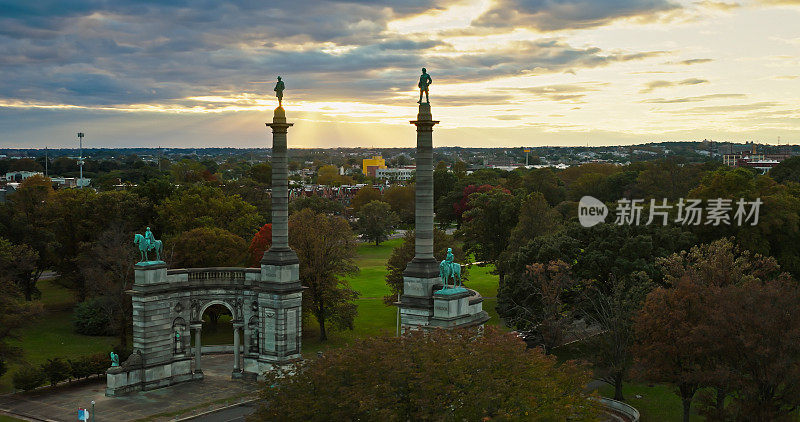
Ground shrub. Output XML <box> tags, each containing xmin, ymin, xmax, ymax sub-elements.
<box><xmin>0</xmin><ymin>359</ymin><xmax>6</xmax><ymax>378</ymax></box>
<box><xmin>73</xmin><ymin>299</ymin><xmax>112</xmax><ymax>336</ymax></box>
<box><xmin>12</xmin><ymin>365</ymin><xmax>46</xmax><ymax>391</ymax></box>
<box><xmin>41</xmin><ymin>358</ymin><xmax>72</xmax><ymax>386</ymax></box>
<box><xmin>89</xmin><ymin>352</ymin><xmax>110</xmax><ymax>376</ymax></box>
<box><xmin>68</xmin><ymin>356</ymin><xmax>93</xmax><ymax>380</ymax></box>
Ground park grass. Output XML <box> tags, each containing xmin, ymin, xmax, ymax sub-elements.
<box><xmin>0</xmin><ymin>279</ymin><xmax>117</xmax><ymax>393</ymax></box>
<box><xmin>346</xmin><ymin>238</ymin><xmax>402</xmax><ymax>298</ymax></box>
<box><xmin>555</xmin><ymin>338</ymin><xmax>701</xmax><ymax>421</ymax></box>
<box><xmin>0</xmin><ymin>415</ymin><xmax>25</xmax><ymax>422</ymax></box>
<box><xmin>303</xmin><ymin>238</ymin><xmax>505</xmax><ymax>353</ymax></box>
<box><xmin>597</xmin><ymin>382</ymin><xmax>703</xmax><ymax>422</ymax></box>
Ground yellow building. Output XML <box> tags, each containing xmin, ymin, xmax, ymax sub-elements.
<box><xmin>362</xmin><ymin>155</ymin><xmax>387</xmax><ymax>177</ymax></box>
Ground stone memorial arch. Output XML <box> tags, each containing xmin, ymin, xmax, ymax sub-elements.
<box><xmin>106</xmin><ymin>105</ymin><xmax>302</xmax><ymax>396</ymax></box>
<box><xmin>106</xmin><ymin>73</ymin><xmax>487</xmax><ymax>396</ymax></box>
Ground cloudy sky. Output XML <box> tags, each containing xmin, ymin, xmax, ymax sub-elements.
<box><xmin>0</xmin><ymin>0</ymin><xmax>798</xmax><ymax>148</ymax></box>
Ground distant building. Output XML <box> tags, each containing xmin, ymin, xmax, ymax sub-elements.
<box><xmin>51</xmin><ymin>177</ymin><xmax>92</xmax><ymax>188</ymax></box>
<box><xmin>4</xmin><ymin>171</ymin><xmax>43</xmax><ymax>182</ymax></box>
<box><xmin>362</xmin><ymin>156</ymin><xmax>387</xmax><ymax>177</ymax></box>
<box><xmin>723</xmin><ymin>143</ymin><xmax>790</xmax><ymax>174</ymax></box>
<box><xmin>375</xmin><ymin>167</ymin><xmax>415</xmax><ymax>181</ymax></box>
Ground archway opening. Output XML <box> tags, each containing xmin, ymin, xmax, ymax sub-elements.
<box><xmin>201</xmin><ymin>303</ymin><xmax>233</xmax><ymax>345</ymax></box>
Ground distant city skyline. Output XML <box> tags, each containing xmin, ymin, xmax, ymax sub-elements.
<box><xmin>0</xmin><ymin>0</ymin><xmax>798</xmax><ymax>148</ymax></box>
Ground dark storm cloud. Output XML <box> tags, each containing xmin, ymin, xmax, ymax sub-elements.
<box><xmin>472</xmin><ymin>0</ymin><xmax>679</xmax><ymax>31</ymax></box>
<box><xmin>0</xmin><ymin>0</ymin><xmax>666</xmax><ymax>108</ymax></box>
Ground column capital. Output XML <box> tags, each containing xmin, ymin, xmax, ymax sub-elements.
<box><xmin>266</xmin><ymin>122</ymin><xmax>294</xmax><ymax>133</ymax></box>
<box><xmin>410</xmin><ymin>120</ymin><xmax>439</xmax><ymax>128</ymax></box>
<box><xmin>190</xmin><ymin>323</ymin><xmax>202</xmax><ymax>330</ymax></box>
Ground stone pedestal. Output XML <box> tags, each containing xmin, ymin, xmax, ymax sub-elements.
<box><xmin>430</xmin><ymin>287</ymin><xmax>489</xmax><ymax>328</ymax></box>
<box><xmin>107</xmin><ymin>263</ymin><xmax>197</xmax><ymax>396</ymax></box>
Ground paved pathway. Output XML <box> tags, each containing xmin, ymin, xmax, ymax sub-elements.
<box><xmin>0</xmin><ymin>354</ymin><xmax>259</xmax><ymax>422</ymax></box>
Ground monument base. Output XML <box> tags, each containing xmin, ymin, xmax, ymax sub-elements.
<box><xmin>105</xmin><ymin>357</ymin><xmax>194</xmax><ymax>397</ymax></box>
<box><xmin>430</xmin><ymin>287</ymin><xmax>490</xmax><ymax>329</ymax></box>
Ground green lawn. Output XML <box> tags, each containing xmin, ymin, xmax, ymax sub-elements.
<box><xmin>346</xmin><ymin>239</ymin><xmax>402</xmax><ymax>298</ymax></box>
<box><xmin>0</xmin><ymin>415</ymin><xmax>25</xmax><ymax>422</ymax></box>
<box><xmin>597</xmin><ymin>383</ymin><xmax>703</xmax><ymax>422</ymax></box>
<box><xmin>306</xmin><ymin>238</ymin><xmax>505</xmax><ymax>352</ymax></box>
<box><xmin>0</xmin><ymin>279</ymin><xmax>117</xmax><ymax>393</ymax></box>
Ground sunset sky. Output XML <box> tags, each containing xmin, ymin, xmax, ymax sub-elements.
<box><xmin>0</xmin><ymin>0</ymin><xmax>798</xmax><ymax>148</ymax></box>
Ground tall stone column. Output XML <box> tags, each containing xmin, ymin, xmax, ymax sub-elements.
<box><xmin>263</xmin><ymin>106</ymin><xmax>296</xmax><ymax>264</ymax></box>
<box><xmin>399</xmin><ymin>103</ymin><xmax>440</xmax><ymax>330</ymax></box>
<box><xmin>245</xmin><ymin>106</ymin><xmax>304</xmax><ymax>380</ymax></box>
<box><xmin>191</xmin><ymin>323</ymin><xmax>203</xmax><ymax>374</ymax></box>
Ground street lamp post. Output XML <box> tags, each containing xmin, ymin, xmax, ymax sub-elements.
<box><xmin>90</xmin><ymin>400</ymin><xmax>95</xmax><ymax>422</ymax></box>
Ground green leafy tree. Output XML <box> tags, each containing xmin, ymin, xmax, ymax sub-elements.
<box><xmin>2</xmin><ymin>175</ymin><xmax>56</xmax><ymax>300</ymax></box>
<box><xmin>498</xmin><ymin>260</ymin><xmax>578</xmax><ymax>353</ymax></box>
<box><xmin>156</xmin><ymin>185</ymin><xmax>261</xmax><ymax>239</ymax></box>
<box><xmin>355</xmin><ymin>200</ymin><xmax>398</xmax><ymax>246</ymax></box>
<box><xmin>384</xmin><ymin>229</ymin><xmax>466</xmax><ymax>304</ymax></box>
<box><xmin>635</xmin><ymin>159</ymin><xmax>701</xmax><ymax>200</ymax></box>
<box><xmin>254</xmin><ymin>327</ymin><xmax>600</xmax><ymax>422</ymax></box>
<box><xmin>0</xmin><ymin>238</ymin><xmax>39</xmax><ymax>301</ymax></box>
<box><xmin>289</xmin><ymin>196</ymin><xmax>344</xmax><ymax>216</ymax></box>
<box><xmin>688</xmin><ymin>167</ymin><xmax>800</xmax><ymax>277</ymax></box>
<box><xmin>249</xmin><ymin>163</ymin><xmax>272</xmax><ymax>184</ymax></box>
<box><xmin>170</xmin><ymin>227</ymin><xmax>247</xmax><ymax>268</ymax></box>
<box><xmin>522</xmin><ymin>167</ymin><xmax>565</xmax><ymax>205</ymax></box>
<box><xmin>433</xmin><ymin>166</ymin><xmax>457</xmax><ymax>205</ymax></box>
<box><xmin>460</xmin><ymin>187</ymin><xmax>520</xmax><ymax>285</ymax></box>
<box><xmin>452</xmin><ymin>160</ymin><xmax>467</xmax><ymax>179</ymax></box>
<box><xmin>768</xmin><ymin>155</ymin><xmax>800</xmax><ymax>184</ymax></box>
<box><xmin>383</xmin><ymin>185</ymin><xmax>415</xmax><ymax>224</ymax></box>
<box><xmin>9</xmin><ymin>158</ymin><xmax>42</xmax><ymax>172</ymax></box>
<box><xmin>506</xmin><ymin>192</ymin><xmax>561</xmax><ymax>256</ymax></box>
<box><xmin>47</xmin><ymin>189</ymin><xmax>151</xmax><ymax>300</ymax></box>
<box><xmin>584</xmin><ymin>272</ymin><xmax>653</xmax><ymax>402</ymax></box>
<box><xmin>289</xmin><ymin>209</ymin><xmax>359</xmax><ymax>341</ymax></box>
<box><xmin>0</xmin><ymin>278</ymin><xmax>41</xmax><ymax>378</ymax></box>
<box><xmin>316</xmin><ymin>165</ymin><xmax>344</xmax><ymax>186</ymax></box>
<box><xmin>225</xmin><ymin>178</ymin><xmax>272</xmax><ymax>223</ymax></box>
<box><xmin>81</xmin><ymin>227</ymin><xmax>138</xmax><ymax>347</ymax></box>
<box><xmin>351</xmin><ymin>187</ymin><xmax>383</xmax><ymax>211</ymax></box>
<box><xmin>170</xmin><ymin>159</ymin><xmax>207</xmax><ymax>183</ymax></box>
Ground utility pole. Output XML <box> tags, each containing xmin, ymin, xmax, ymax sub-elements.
<box><xmin>77</xmin><ymin>132</ymin><xmax>84</xmax><ymax>188</ymax></box>
<box><xmin>44</xmin><ymin>146</ymin><xmax>48</xmax><ymax>177</ymax></box>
